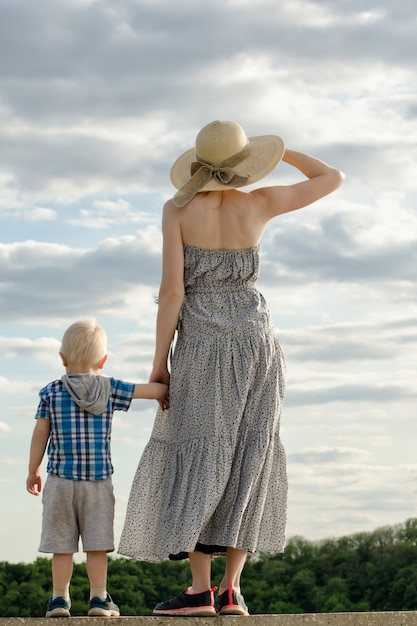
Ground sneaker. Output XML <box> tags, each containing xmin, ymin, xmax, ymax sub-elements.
<box><xmin>45</xmin><ymin>596</ymin><xmax>71</xmax><ymax>618</ymax></box>
<box><xmin>88</xmin><ymin>593</ymin><xmax>120</xmax><ymax>617</ymax></box>
<box><xmin>153</xmin><ymin>586</ymin><xmax>217</xmax><ymax>616</ymax></box>
<box><xmin>216</xmin><ymin>585</ymin><xmax>249</xmax><ymax>616</ymax></box>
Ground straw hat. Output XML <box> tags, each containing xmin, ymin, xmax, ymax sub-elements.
<box><xmin>170</xmin><ymin>120</ymin><xmax>285</xmax><ymax>207</ymax></box>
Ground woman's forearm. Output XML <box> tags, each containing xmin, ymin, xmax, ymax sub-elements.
<box><xmin>152</xmin><ymin>288</ymin><xmax>184</xmax><ymax>370</ymax></box>
<box><xmin>283</xmin><ymin>149</ymin><xmax>344</xmax><ymax>182</ymax></box>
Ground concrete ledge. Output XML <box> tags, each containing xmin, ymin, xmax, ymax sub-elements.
<box><xmin>2</xmin><ymin>614</ymin><xmax>417</xmax><ymax>626</ymax></box>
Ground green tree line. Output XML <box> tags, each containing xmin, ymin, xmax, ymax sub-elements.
<box><xmin>3</xmin><ymin>518</ymin><xmax>417</xmax><ymax>616</ymax></box>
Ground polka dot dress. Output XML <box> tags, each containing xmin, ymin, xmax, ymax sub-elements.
<box><xmin>118</xmin><ymin>244</ymin><xmax>287</xmax><ymax>562</ymax></box>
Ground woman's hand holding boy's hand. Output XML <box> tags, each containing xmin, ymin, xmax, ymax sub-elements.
<box><xmin>155</xmin><ymin>382</ymin><xmax>170</xmax><ymax>411</ymax></box>
<box><xmin>149</xmin><ymin>366</ymin><xmax>170</xmax><ymax>411</ymax></box>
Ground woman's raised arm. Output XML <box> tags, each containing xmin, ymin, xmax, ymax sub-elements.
<box><xmin>255</xmin><ymin>149</ymin><xmax>345</xmax><ymax>220</ymax></box>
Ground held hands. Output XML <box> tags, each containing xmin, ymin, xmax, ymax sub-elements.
<box><xmin>150</xmin><ymin>366</ymin><xmax>170</xmax><ymax>411</ymax></box>
<box><xmin>156</xmin><ymin>383</ymin><xmax>170</xmax><ymax>411</ymax></box>
<box><xmin>160</xmin><ymin>387</ymin><xmax>170</xmax><ymax>411</ymax></box>
<box><xmin>26</xmin><ymin>472</ymin><xmax>42</xmax><ymax>496</ymax></box>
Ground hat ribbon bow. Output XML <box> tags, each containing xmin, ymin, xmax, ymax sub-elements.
<box><xmin>173</xmin><ymin>143</ymin><xmax>251</xmax><ymax>207</ymax></box>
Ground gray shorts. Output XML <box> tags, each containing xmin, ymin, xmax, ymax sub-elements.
<box><xmin>39</xmin><ymin>474</ymin><xmax>115</xmax><ymax>554</ymax></box>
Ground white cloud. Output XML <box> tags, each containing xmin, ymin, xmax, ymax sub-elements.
<box><xmin>0</xmin><ymin>376</ymin><xmax>38</xmax><ymax>395</ymax></box>
<box><xmin>24</xmin><ymin>207</ymin><xmax>57</xmax><ymax>221</ymax></box>
<box><xmin>289</xmin><ymin>446</ymin><xmax>371</xmax><ymax>464</ymax></box>
<box><xmin>0</xmin><ymin>172</ymin><xmax>22</xmax><ymax>210</ymax></box>
<box><xmin>0</xmin><ymin>336</ymin><xmax>59</xmax><ymax>357</ymax></box>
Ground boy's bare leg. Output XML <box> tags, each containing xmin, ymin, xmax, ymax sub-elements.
<box><xmin>51</xmin><ymin>553</ymin><xmax>73</xmax><ymax>599</ymax></box>
<box><xmin>86</xmin><ymin>551</ymin><xmax>120</xmax><ymax>616</ymax></box>
<box><xmin>86</xmin><ymin>550</ymin><xmax>108</xmax><ymax>598</ymax></box>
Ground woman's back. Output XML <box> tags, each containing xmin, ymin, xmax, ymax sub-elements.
<box><xmin>177</xmin><ymin>189</ymin><xmax>268</xmax><ymax>250</ymax></box>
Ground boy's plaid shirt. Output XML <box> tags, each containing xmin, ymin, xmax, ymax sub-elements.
<box><xmin>35</xmin><ymin>377</ymin><xmax>135</xmax><ymax>480</ymax></box>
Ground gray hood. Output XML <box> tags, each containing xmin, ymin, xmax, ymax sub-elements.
<box><xmin>61</xmin><ymin>374</ymin><xmax>111</xmax><ymax>415</ymax></box>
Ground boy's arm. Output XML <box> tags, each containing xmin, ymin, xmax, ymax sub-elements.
<box><xmin>132</xmin><ymin>382</ymin><xmax>168</xmax><ymax>400</ymax></box>
<box><xmin>133</xmin><ymin>382</ymin><xmax>169</xmax><ymax>410</ymax></box>
<box><xmin>26</xmin><ymin>418</ymin><xmax>50</xmax><ymax>495</ymax></box>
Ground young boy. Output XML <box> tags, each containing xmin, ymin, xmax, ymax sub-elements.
<box><xmin>26</xmin><ymin>320</ymin><xmax>168</xmax><ymax>618</ymax></box>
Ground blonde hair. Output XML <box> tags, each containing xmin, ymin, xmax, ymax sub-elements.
<box><xmin>60</xmin><ymin>320</ymin><xmax>107</xmax><ymax>366</ymax></box>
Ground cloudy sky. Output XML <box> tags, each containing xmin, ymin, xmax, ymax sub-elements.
<box><xmin>1</xmin><ymin>0</ymin><xmax>416</xmax><ymax>564</ymax></box>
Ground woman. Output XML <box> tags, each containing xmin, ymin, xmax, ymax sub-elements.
<box><xmin>118</xmin><ymin>120</ymin><xmax>344</xmax><ymax>616</ymax></box>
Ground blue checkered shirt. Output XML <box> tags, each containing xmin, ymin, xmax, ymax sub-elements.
<box><xmin>35</xmin><ymin>377</ymin><xmax>135</xmax><ymax>481</ymax></box>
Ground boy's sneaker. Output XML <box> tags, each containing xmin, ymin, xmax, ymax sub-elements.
<box><xmin>153</xmin><ymin>586</ymin><xmax>217</xmax><ymax>616</ymax></box>
<box><xmin>216</xmin><ymin>584</ymin><xmax>249</xmax><ymax>616</ymax></box>
<box><xmin>88</xmin><ymin>593</ymin><xmax>120</xmax><ymax>617</ymax></box>
<box><xmin>45</xmin><ymin>596</ymin><xmax>71</xmax><ymax>618</ymax></box>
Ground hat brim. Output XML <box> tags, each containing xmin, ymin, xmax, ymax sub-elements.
<box><xmin>170</xmin><ymin>134</ymin><xmax>285</xmax><ymax>192</ymax></box>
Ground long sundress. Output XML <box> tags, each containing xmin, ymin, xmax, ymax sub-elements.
<box><xmin>118</xmin><ymin>244</ymin><xmax>287</xmax><ymax>563</ymax></box>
